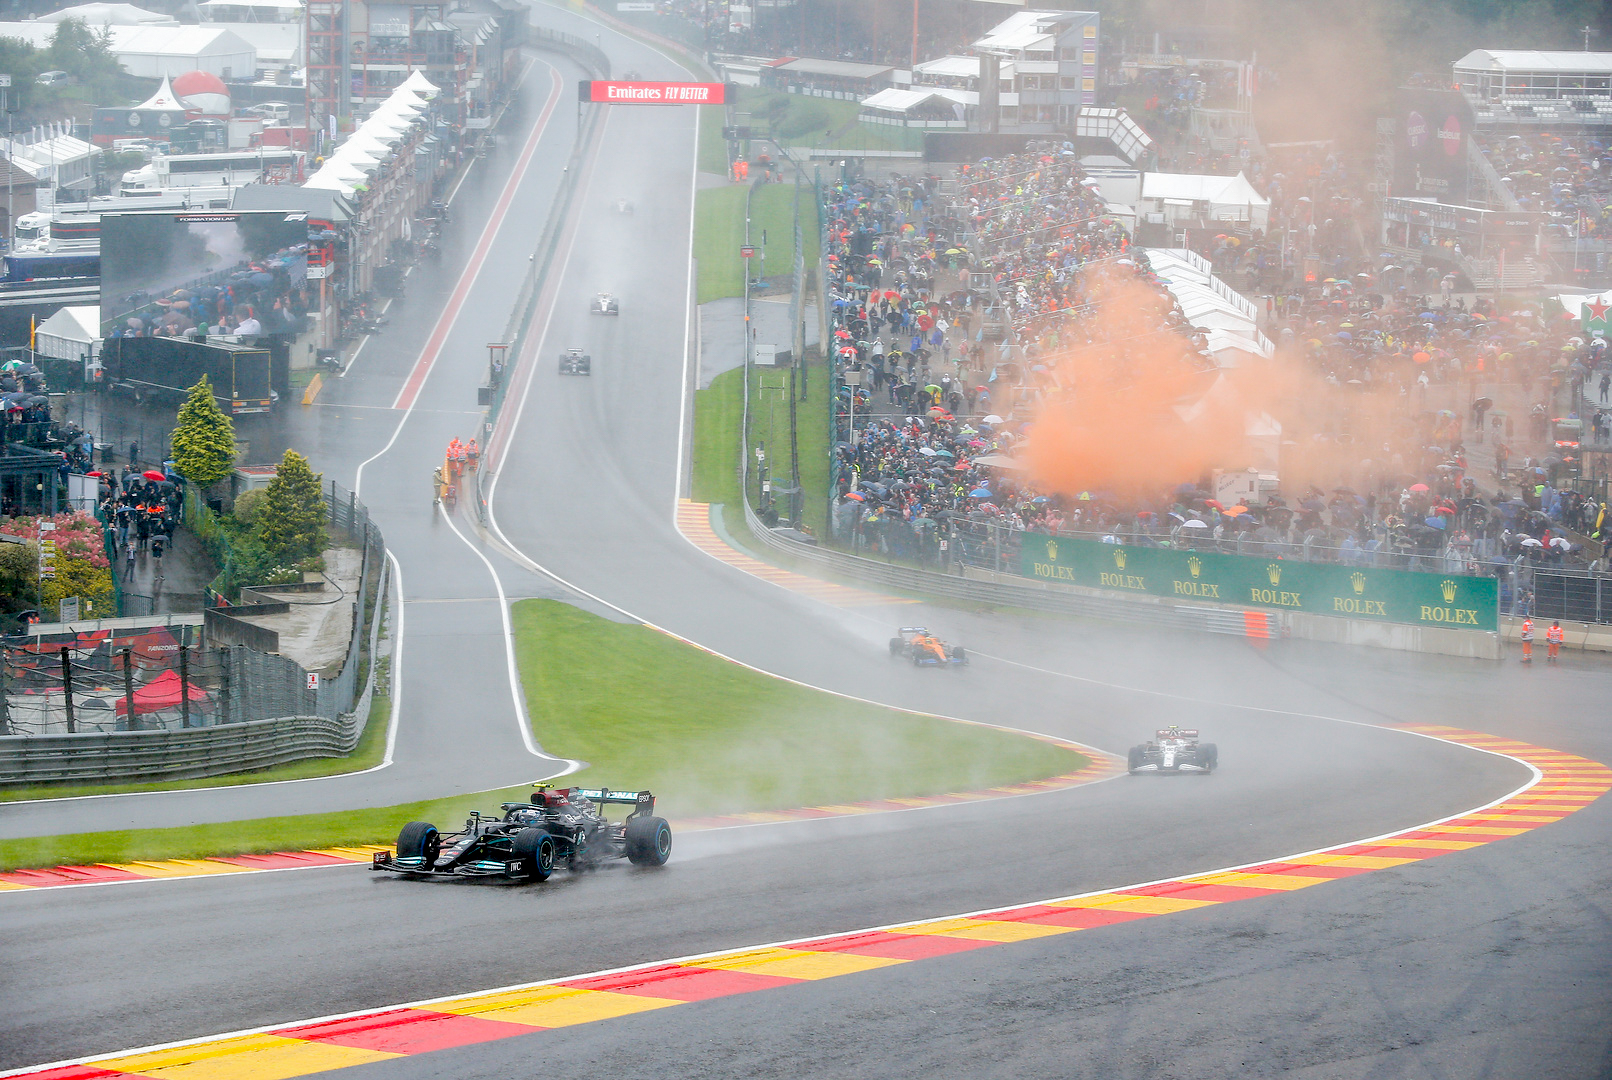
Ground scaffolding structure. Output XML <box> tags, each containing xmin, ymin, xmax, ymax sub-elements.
<box><xmin>305</xmin><ymin>0</ymin><xmax>347</xmax><ymax>141</ymax></box>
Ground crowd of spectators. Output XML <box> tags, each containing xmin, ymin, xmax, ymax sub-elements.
<box><xmin>817</xmin><ymin>143</ymin><xmax>1610</xmax><ymax>591</ymax></box>
<box><xmin>1475</xmin><ymin>131</ymin><xmax>1612</xmax><ymax>236</ymax></box>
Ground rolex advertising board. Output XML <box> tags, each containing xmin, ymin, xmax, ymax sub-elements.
<box><xmin>1021</xmin><ymin>536</ymin><xmax>1498</xmax><ymax>632</ymax></box>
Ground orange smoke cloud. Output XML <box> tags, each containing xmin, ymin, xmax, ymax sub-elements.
<box><xmin>1022</xmin><ymin>269</ymin><xmax>1248</xmax><ymax>496</ymax></box>
<box><xmin>1022</xmin><ymin>268</ymin><xmax>1417</xmax><ymax>500</ymax></box>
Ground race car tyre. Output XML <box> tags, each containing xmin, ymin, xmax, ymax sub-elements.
<box><xmin>511</xmin><ymin>828</ymin><xmax>557</xmax><ymax>882</ymax></box>
<box><xmin>625</xmin><ymin>816</ymin><xmax>673</xmax><ymax>867</ymax></box>
<box><xmin>889</xmin><ymin>637</ymin><xmax>903</xmax><ymax>657</ymax></box>
<box><xmin>949</xmin><ymin>646</ymin><xmax>967</xmax><ymax>664</ymax></box>
<box><xmin>396</xmin><ymin>821</ymin><xmax>440</xmax><ymax>868</ymax></box>
<box><xmin>1126</xmin><ymin>745</ymin><xmax>1144</xmax><ymax>774</ymax></box>
<box><xmin>1196</xmin><ymin>743</ymin><xmax>1218</xmax><ymax>772</ymax></box>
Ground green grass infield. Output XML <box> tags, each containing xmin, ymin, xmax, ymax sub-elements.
<box><xmin>0</xmin><ymin>605</ymin><xmax>1085</xmax><ymax>872</ymax></box>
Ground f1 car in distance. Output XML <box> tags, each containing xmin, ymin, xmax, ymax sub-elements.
<box><xmin>372</xmin><ymin>785</ymin><xmax>672</xmax><ymax>882</ymax></box>
<box><xmin>616</xmin><ymin>198</ymin><xmax>633</xmax><ymax>215</ymax></box>
<box><xmin>559</xmin><ymin>348</ymin><xmax>591</xmax><ymax>375</ymax></box>
<box><xmin>1127</xmin><ymin>726</ymin><xmax>1217</xmax><ymax>775</ymax></box>
<box><xmin>888</xmin><ymin>626</ymin><xmax>967</xmax><ymax>666</ymax></box>
<box><xmin>592</xmin><ymin>293</ymin><xmax>620</xmax><ymax>315</ymax></box>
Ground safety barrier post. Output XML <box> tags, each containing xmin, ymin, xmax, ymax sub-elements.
<box><xmin>178</xmin><ymin>635</ymin><xmax>191</xmax><ymax>730</ymax></box>
<box><xmin>60</xmin><ymin>650</ymin><xmax>74</xmax><ymax>734</ymax></box>
<box><xmin>122</xmin><ymin>647</ymin><xmax>138</xmax><ymax>732</ymax></box>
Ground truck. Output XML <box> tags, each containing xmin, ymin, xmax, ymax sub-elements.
<box><xmin>101</xmin><ymin>336</ymin><xmax>273</xmax><ymax>414</ymax></box>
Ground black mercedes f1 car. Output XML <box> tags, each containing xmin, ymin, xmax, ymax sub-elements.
<box><xmin>558</xmin><ymin>348</ymin><xmax>592</xmax><ymax>375</ymax></box>
<box><xmin>372</xmin><ymin>785</ymin><xmax>672</xmax><ymax>882</ymax></box>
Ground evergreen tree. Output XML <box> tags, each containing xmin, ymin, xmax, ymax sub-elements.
<box><xmin>257</xmin><ymin>450</ymin><xmax>328</xmax><ymax>566</ymax></box>
<box><xmin>169</xmin><ymin>378</ymin><xmax>236</xmax><ymax>490</ymax></box>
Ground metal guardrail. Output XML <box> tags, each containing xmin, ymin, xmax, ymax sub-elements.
<box><xmin>738</xmin><ymin>498</ymin><xmax>1271</xmax><ymax>637</ymax></box>
<box><xmin>0</xmin><ymin>712</ymin><xmax>363</xmax><ymax>787</ymax></box>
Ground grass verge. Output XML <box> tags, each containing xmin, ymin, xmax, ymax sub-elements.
<box><xmin>733</xmin><ymin>86</ymin><xmax>922</xmax><ymax>153</ymax></box>
<box><xmin>0</xmin><ymin>692</ymin><xmax>393</xmax><ymax>804</ymax></box>
<box><xmin>694</xmin><ymin>180</ymin><xmax>819</xmax><ymax>305</ymax></box>
<box><xmin>699</xmin><ymin>103</ymin><xmax>729</xmax><ymax>175</ymax></box>
<box><xmin>692</xmin><ymin>348</ymin><xmax>830</xmax><ymax>538</ymax></box>
<box><xmin>0</xmin><ymin>605</ymin><xmax>1086</xmax><ymax>872</ymax></box>
<box><xmin>513</xmin><ymin>599</ymin><xmax>1085</xmax><ymax>819</ymax></box>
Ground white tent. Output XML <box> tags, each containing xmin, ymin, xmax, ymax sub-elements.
<box><xmin>399</xmin><ymin>71</ymin><xmax>440</xmax><ymax>98</ymax></box>
<box><xmin>35</xmin><ymin>2</ymin><xmax>175</xmax><ymax>23</ymax></box>
<box><xmin>34</xmin><ymin>306</ymin><xmax>100</xmax><ymax>365</ymax></box>
<box><xmin>1139</xmin><ymin>171</ymin><xmax>1270</xmax><ymax>232</ymax></box>
<box><xmin>134</xmin><ymin>75</ymin><xmax>187</xmax><ymax>112</ymax></box>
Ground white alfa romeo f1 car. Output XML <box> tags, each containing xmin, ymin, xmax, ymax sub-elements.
<box><xmin>1127</xmin><ymin>726</ymin><xmax>1217</xmax><ymax>775</ymax></box>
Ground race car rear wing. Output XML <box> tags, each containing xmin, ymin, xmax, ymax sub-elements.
<box><xmin>898</xmin><ymin>627</ymin><xmax>929</xmax><ymax>634</ymax></box>
<box><xmin>1155</xmin><ymin>729</ymin><xmax>1199</xmax><ymax>739</ymax></box>
<box><xmin>572</xmin><ymin>787</ymin><xmax>653</xmax><ymax>807</ymax></box>
<box><xmin>527</xmin><ymin>784</ymin><xmax>655</xmax><ymax>815</ymax></box>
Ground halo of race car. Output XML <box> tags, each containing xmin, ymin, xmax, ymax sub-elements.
<box><xmin>373</xmin><ymin>786</ymin><xmax>671</xmax><ymax>882</ymax></box>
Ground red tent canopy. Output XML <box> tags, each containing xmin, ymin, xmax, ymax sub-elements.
<box><xmin>115</xmin><ymin>669</ymin><xmax>210</xmax><ymax>717</ymax></box>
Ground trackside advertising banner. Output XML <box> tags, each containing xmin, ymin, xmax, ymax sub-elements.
<box><xmin>579</xmin><ymin>81</ymin><xmax>734</xmax><ymax>104</ymax></box>
<box><xmin>1020</xmin><ymin>536</ymin><xmax>1499</xmax><ymax>632</ymax></box>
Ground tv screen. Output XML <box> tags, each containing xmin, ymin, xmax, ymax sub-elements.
<box><xmin>100</xmin><ymin>211</ymin><xmax>311</xmax><ymax>340</ymax></box>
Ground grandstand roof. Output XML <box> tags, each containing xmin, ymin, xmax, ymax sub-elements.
<box><xmin>861</xmin><ymin>87</ymin><xmax>974</xmax><ymax>112</ymax></box>
<box><xmin>972</xmin><ymin>10</ymin><xmax>1086</xmax><ymax>55</ymax></box>
<box><xmin>1454</xmin><ymin>50</ymin><xmax>1612</xmax><ymax>74</ymax></box>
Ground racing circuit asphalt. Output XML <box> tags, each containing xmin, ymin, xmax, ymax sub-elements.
<box><xmin>3</xmin><ymin>7</ymin><xmax>1611</xmax><ymax>1077</ymax></box>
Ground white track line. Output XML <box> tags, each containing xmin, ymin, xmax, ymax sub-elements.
<box><xmin>436</xmin><ymin>500</ymin><xmax>581</xmax><ymax>769</ymax></box>
<box><xmin>0</xmin><ymin>730</ymin><xmax>1554</xmax><ymax>1078</ymax></box>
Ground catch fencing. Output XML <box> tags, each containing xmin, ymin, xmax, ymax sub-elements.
<box><xmin>0</xmin><ymin>480</ymin><xmax>390</xmax><ymax>785</ymax></box>
<box><xmin>739</xmin><ymin>497</ymin><xmax>1276</xmax><ymax>638</ymax></box>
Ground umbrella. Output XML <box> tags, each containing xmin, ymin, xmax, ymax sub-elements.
<box><xmin>933</xmin><ymin>449</ymin><xmax>954</xmax><ymax>458</ymax></box>
<box><xmin>982</xmin><ymin>414</ymin><xmax>1005</xmax><ymax>424</ymax></box>
<box><xmin>1424</xmin><ymin>517</ymin><xmax>1447</xmax><ymax>530</ymax></box>
<box><xmin>1224</xmin><ymin>506</ymin><xmax>1249</xmax><ymax>516</ymax></box>
<box><xmin>918</xmin><ymin>447</ymin><xmax>937</xmax><ymax>457</ymax></box>
<box><xmin>1410</xmin><ymin>483</ymin><xmax>1430</xmax><ymax>492</ymax></box>
<box><xmin>1180</xmin><ymin>519</ymin><xmax>1210</xmax><ymax>529</ymax></box>
<box><xmin>142</xmin><ymin>470</ymin><xmax>167</xmax><ymax>482</ymax></box>
<box><xmin>969</xmin><ymin>487</ymin><xmax>993</xmax><ymax>498</ymax></box>
<box><xmin>1550</xmin><ymin>536</ymin><xmax>1573</xmax><ymax>550</ymax></box>
<box><xmin>843</xmin><ymin>491</ymin><xmax>866</xmax><ymax>502</ymax></box>
<box><xmin>1520</xmin><ymin>536</ymin><xmax>1544</xmax><ymax>547</ymax></box>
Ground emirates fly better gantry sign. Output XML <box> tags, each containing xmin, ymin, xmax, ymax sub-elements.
<box><xmin>578</xmin><ymin>81</ymin><xmax>736</xmax><ymax>104</ymax></box>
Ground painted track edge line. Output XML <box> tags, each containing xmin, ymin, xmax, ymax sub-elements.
<box><xmin>4</xmin><ymin>728</ymin><xmax>1602</xmax><ymax>1078</ymax></box>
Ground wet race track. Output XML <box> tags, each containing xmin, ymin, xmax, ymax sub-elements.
<box><xmin>2</xmin><ymin>8</ymin><xmax>1610</xmax><ymax>1079</ymax></box>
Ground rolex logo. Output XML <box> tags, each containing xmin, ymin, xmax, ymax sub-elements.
<box><xmin>1351</xmin><ymin>572</ymin><xmax>1366</xmax><ymax>595</ymax></box>
<box><xmin>1114</xmin><ymin>549</ymin><xmax>1127</xmax><ymax>570</ymax></box>
<box><xmin>1046</xmin><ymin>539</ymin><xmax>1057</xmax><ymax>561</ymax></box>
<box><xmin>1440</xmin><ymin>579</ymin><xmax>1458</xmax><ymax>603</ymax></box>
<box><xmin>1188</xmin><ymin>556</ymin><xmax>1201</xmax><ymax>579</ymax></box>
<box><xmin>1266</xmin><ymin>563</ymin><xmax>1282</xmax><ymax>586</ymax></box>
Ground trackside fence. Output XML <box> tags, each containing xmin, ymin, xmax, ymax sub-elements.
<box><xmin>0</xmin><ymin>481</ymin><xmax>392</xmax><ymax>786</ymax></box>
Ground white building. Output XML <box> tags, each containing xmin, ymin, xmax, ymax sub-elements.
<box><xmin>110</xmin><ymin>26</ymin><xmax>257</xmax><ymax>80</ymax></box>
<box><xmin>0</xmin><ymin>23</ymin><xmax>257</xmax><ymax>80</ymax></box>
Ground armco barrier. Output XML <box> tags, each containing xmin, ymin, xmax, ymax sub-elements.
<box><xmin>0</xmin><ymin>526</ymin><xmax>394</xmax><ymax>782</ymax></box>
<box><xmin>0</xmin><ymin>712</ymin><xmax>363</xmax><ymax>787</ymax></box>
<box><xmin>738</xmin><ymin>501</ymin><xmax>1500</xmax><ymax>658</ymax></box>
